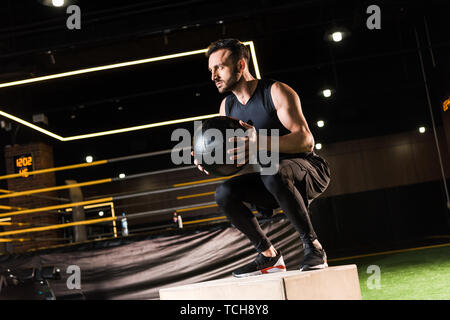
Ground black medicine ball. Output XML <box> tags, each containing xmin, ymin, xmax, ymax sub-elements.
<box><xmin>193</xmin><ymin>116</ymin><xmax>247</xmax><ymax>176</ymax></box>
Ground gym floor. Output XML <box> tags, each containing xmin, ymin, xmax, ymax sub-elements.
<box><xmin>329</xmin><ymin>243</ymin><xmax>450</xmax><ymax>300</ymax></box>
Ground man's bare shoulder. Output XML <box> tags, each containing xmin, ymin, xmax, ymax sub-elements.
<box><xmin>219</xmin><ymin>97</ymin><xmax>227</xmax><ymax>116</ymax></box>
<box><xmin>270</xmin><ymin>81</ymin><xmax>300</xmax><ymax>110</ymax></box>
<box><xmin>271</xmin><ymin>81</ymin><xmax>297</xmax><ymax>97</ymax></box>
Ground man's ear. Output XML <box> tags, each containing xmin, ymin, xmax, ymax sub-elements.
<box><xmin>236</xmin><ymin>58</ymin><xmax>245</xmax><ymax>73</ymax></box>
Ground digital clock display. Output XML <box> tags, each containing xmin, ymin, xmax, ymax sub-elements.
<box><xmin>14</xmin><ymin>154</ymin><xmax>34</xmax><ymax>176</ymax></box>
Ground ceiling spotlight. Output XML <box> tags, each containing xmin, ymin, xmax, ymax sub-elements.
<box><xmin>419</xmin><ymin>126</ymin><xmax>426</xmax><ymax>133</ymax></box>
<box><xmin>315</xmin><ymin>143</ymin><xmax>322</xmax><ymax>150</ymax></box>
<box><xmin>332</xmin><ymin>32</ymin><xmax>343</xmax><ymax>42</ymax></box>
<box><xmin>324</xmin><ymin>28</ymin><xmax>350</xmax><ymax>43</ymax></box>
<box><xmin>85</xmin><ymin>156</ymin><xmax>93</xmax><ymax>163</ymax></box>
<box><xmin>98</xmin><ymin>211</ymin><xmax>104</xmax><ymax>217</ymax></box>
<box><xmin>317</xmin><ymin>120</ymin><xmax>325</xmax><ymax>128</ymax></box>
<box><xmin>52</xmin><ymin>0</ymin><xmax>65</xmax><ymax>7</ymax></box>
<box><xmin>38</xmin><ymin>0</ymin><xmax>75</xmax><ymax>8</ymax></box>
<box><xmin>119</xmin><ymin>173</ymin><xmax>126</xmax><ymax>179</ymax></box>
<box><xmin>322</xmin><ymin>89</ymin><xmax>332</xmax><ymax>98</ymax></box>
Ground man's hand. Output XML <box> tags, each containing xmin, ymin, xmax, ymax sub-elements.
<box><xmin>227</xmin><ymin>120</ymin><xmax>257</xmax><ymax>167</ymax></box>
<box><xmin>191</xmin><ymin>151</ymin><xmax>210</xmax><ymax>175</ymax></box>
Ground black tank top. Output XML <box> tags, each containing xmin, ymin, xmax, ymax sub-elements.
<box><xmin>225</xmin><ymin>78</ymin><xmax>312</xmax><ymax>159</ymax></box>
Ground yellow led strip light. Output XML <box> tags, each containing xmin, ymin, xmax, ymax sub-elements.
<box><xmin>0</xmin><ymin>41</ymin><xmax>261</xmax><ymax>141</ymax></box>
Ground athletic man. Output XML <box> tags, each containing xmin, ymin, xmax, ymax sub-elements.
<box><xmin>193</xmin><ymin>39</ymin><xmax>331</xmax><ymax>277</ymax></box>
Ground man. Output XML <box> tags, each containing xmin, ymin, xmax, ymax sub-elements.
<box><xmin>193</xmin><ymin>39</ymin><xmax>331</xmax><ymax>277</ymax></box>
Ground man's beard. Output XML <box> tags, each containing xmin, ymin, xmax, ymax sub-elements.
<box><xmin>217</xmin><ymin>71</ymin><xmax>240</xmax><ymax>93</ymax></box>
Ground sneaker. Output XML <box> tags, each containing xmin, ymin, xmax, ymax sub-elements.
<box><xmin>300</xmin><ymin>247</ymin><xmax>328</xmax><ymax>272</ymax></box>
<box><xmin>232</xmin><ymin>251</ymin><xmax>286</xmax><ymax>278</ymax></box>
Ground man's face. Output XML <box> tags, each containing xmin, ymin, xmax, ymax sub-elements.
<box><xmin>208</xmin><ymin>49</ymin><xmax>241</xmax><ymax>93</ymax></box>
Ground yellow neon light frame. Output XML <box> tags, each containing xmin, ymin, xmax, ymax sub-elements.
<box><xmin>65</xmin><ymin>202</ymin><xmax>117</xmax><ymax>238</ymax></box>
<box><xmin>0</xmin><ymin>41</ymin><xmax>261</xmax><ymax>141</ymax></box>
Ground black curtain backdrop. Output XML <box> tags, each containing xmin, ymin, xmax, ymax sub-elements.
<box><xmin>0</xmin><ymin>218</ymin><xmax>304</xmax><ymax>300</ymax></box>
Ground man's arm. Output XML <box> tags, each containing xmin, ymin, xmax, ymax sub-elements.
<box><xmin>268</xmin><ymin>81</ymin><xmax>314</xmax><ymax>153</ymax></box>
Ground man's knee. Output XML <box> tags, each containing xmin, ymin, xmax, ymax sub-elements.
<box><xmin>215</xmin><ymin>182</ymin><xmax>234</xmax><ymax>207</ymax></box>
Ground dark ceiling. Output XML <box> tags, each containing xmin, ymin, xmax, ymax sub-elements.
<box><xmin>0</xmin><ymin>0</ymin><xmax>449</xmax><ymax>182</ymax></box>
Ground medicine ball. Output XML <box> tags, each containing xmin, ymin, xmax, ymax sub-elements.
<box><xmin>193</xmin><ymin>116</ymin><xmax>247</xmax><ymax>176</ymax></box>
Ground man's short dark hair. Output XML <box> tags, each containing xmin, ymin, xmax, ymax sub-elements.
<box><xmin>206</xmin><ymin>39</ymin><xmax>250</xmax><ymax>64</ymax></box>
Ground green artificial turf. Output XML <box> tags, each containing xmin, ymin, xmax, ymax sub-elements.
<box><xmin>328</xmin><ymin>244</ymin><xmax>450</xmax><ymax>300</ymax></box>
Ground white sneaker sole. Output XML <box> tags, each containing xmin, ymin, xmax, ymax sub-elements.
<box><xmin>233</xmin><ymin>256</ymin><xmax>287</xmax><ymax>278</ymax></box>
<box><xmin>300</xmin><ymin>262</ymin><xmax>328</xmax><ymax>272</ymax></box>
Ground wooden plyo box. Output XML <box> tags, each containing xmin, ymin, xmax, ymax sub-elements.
<box><xmin>159</xmin><ymin>264</ymin><xmax>362</xmax><ymax>300</ymax></box>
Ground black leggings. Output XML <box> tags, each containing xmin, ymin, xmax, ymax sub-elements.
<box><xmin>215</xmin><ymin>152</ymin><xmax>331</xmax><ymax>253</ymax></box>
